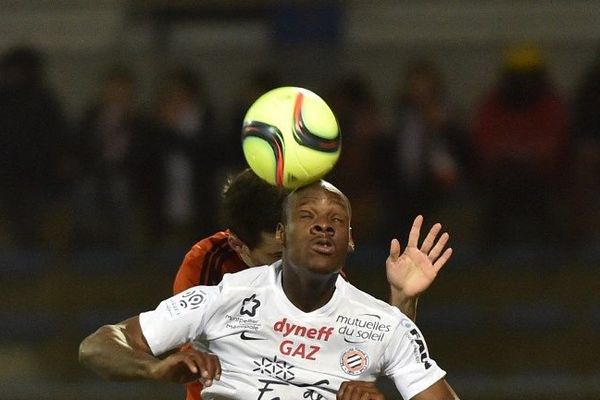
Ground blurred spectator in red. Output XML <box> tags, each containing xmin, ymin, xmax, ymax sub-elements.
<box><xmin>326</xmin><ymin>73</ymin><xmax>389</xmax><ymax>243</ymax></box>
<box><xmin>140</xmin><ymin>66</ymin><xmax>218</xmax><ymax>245</ymax></box>
<box><xmin>568</xmin><ymin>53</ymin><xmax>600</xmax><ymax>245</ymax></box>
<box><xmin>0</xmin><ymin>45</ymin><xmax>68</xmax><ymax>249</ymax></box>
<box><xmin>386</xmin><ymin>59</ymin><xmax>471</xmax><ymax>238</ymax></box>
<box><xmin>71</xmin><ymin>64</ymin><xmax>144</xmax><ymax>248</ymax></box>
<box><xmin>471</xmin><ymin>42</ymin><xmax>569</xmax><ymax>252</ymax></box>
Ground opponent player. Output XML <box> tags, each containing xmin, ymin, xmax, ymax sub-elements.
<box><xmin>173</xmin><ymin>168</ymin><xmax>451</xmax><ymax>400</ymax></box>
<box><xmin>79</xmin><ymin>180</ymin><xmax>458</xmax><ymax>399</ymax></box>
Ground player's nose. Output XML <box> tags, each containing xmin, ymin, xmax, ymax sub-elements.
<box><xmin>310</xmin><ymin>222</ymin><xmax>334</xmax><ymax>236</ymax></box>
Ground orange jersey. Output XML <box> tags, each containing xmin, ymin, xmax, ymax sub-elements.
<box><xmin>174</xmin><ymin>230</ymin><xmax>247</xmax><ymax>294</ymax></box>
<box><xmin>173</xmin><ymin>230</ymin><xmax>248</xmax><ymax>400</ymax></box>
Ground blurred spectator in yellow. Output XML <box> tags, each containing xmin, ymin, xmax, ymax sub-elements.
<box><xmin>71</xmin><ymin>65</ymin><xmax>144</xmax><ymax>248</ymax></box>
<box><xmin>386</xmin><ymin>59</ymin><xmax>470</xmax><ymax>239</ymax></box>
<box><xmin>0</xmin><ymin>45</ymin><xmax>68</xmax><ymax>249</ymax></box>
<box><xmin>471</xmin><ymin>42</ymin><xmax>569</xmax><ymax>253</ymax></box>
<box><xmin>141</xmin><ymin>66</ymin><xmax>218</xmax><ymax>245</ymax></box>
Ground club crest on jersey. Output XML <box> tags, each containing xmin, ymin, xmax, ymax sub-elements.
<box><xmin>340</xmin><ymin>347</ymin><xmax>369</xmax><ymax>375</ymax></box>
<box><xmin>240</xmin><ymin>294</ymin><xmax>261</xmax><ymax>317</ymax></box>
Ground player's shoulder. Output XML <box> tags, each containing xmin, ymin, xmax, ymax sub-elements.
<box><xmin>182</xmin><ymin>230</ymin><xmax>234</xmax><ymax>264</ymax></box>
<box><xmin>220</xmin><ymin>262</ymin><xmax>276</xmax><ymax>288</ymax></box>
<box><xmin>191</xmin><ymin>231</ymin><xmax>231</xmax><ymax>252</ymax></box>
<box><xmin>339</xmin><ymin>279</ymin><xmax>405</xmax><ymax>320</ymax></box>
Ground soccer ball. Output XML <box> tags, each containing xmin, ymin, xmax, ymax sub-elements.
<box><xmin>241</xmin><ymin>86</ymin><xmax>341</xmax><ymax>189</ymax></box>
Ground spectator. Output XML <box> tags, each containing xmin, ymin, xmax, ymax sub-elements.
<box><xmin>471</xmin><ymin>42</ymin><xmax>569</xmax><ymax>253</ymax></box>
<box><xmin>141</xmin><ymin>66</ymin><xmax>219</xmax><ymax>245</ymax></box>
<box><xmin>387</xmin><ymin>59</ymin><xmax>470</xmax><ymax>238</ymax></box>
<box><xmin>71</xmin><ymin>64</ymin><xmax>144</xmax><ymax>248</ymax></box>
<box><xmin>0</xmin><ymin>45</ymin><xmax>68</xmax><ymax>249</ymax></box>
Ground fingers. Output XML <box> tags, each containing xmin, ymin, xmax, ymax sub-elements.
<box><xmin>433</xmin><ymin>247</ymin><xmax>453</xmax><ymax>272</ymax></box>
<box><xmin>195</xmin><ymin>352</ymin><xmax>221</xmax><ymax>387</ymax></box>
<box><xmin>410</xmin><ymin>216</ymin><xmax>451</xmax><ymax>263</ymax></box>
<box><xmin>338</xmin><ymin>381</ymin><xmax>385</xmax><ymax>400</ymax></box>
<box><xmin>177</xmin><ymin>350</ymin><xmax>221</xmax><ymax>386</ymax></box>
<box><xmin>180</xmin><ymin>356</ymin><xmax>199</xmax><ymax>375</ymax></box>
<box><xmin>406</xmin><ymin>215</ymin><xmax>423</xmax><ymax>249</ymax></box>
<box><xmin>389</xmin><ymin>238</ymin><xmax>401</xmax><ymax>261</ymax></box>
<box><xmin>428</xmin><ymin>231</ymin><xmax>450</xmax><ymax>260</ymax></box>
<box><xmin>420</xmin><ymin>222</ymin><xmax>442</xmax><ymax>254</ymax></box>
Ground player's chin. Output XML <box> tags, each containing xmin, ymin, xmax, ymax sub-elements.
<box><xmin>306</xmin><ymin>258</ymin><xmax>343</xmax><ymax>275</ymax></box>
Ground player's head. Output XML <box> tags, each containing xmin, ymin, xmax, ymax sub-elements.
<box><xmin>221</xmin><ymin>168</ymin><xmax>289</xmax><ymax>266</ymax></box>
<box><xmin>277</xmin><ymin>180</ymin><xmax>354</xmax><ymax>275</ymax></box>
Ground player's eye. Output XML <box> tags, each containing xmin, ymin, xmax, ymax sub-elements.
<box><xmin>298</xmin><ymin>211</ymin><xmax>312</xmax><ymax>219</ymax></box>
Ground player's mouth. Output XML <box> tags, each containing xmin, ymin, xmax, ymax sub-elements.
<box><xmin>311</xmin><ymin>238</ymin><xmax>335</xmax><ymax>255</ymax></box>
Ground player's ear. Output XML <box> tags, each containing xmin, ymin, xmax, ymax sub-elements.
<box><xmin>348</xmin><ymin>226</ymin><xmax>355</xmax><ymax>252</ymax></box>
<box><xmin>228</xmin><ymin>234</ymin><xmax>249</xmax><ymax>255</ymax></box>
<box><xmin>276</xmin><ymin>223</ymin><xmax>285</xmax><ymax>245</ymax></box>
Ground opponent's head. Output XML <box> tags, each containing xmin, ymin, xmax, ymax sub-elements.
<box><xmin>277</xmin><ymin>180</ymin><xmax>354</xmax><ymax>275</ymax></box>
<box><xmin>221</xmin><ymin>168</ymin><xmax>289</xmax><ymax>266</ymax></box>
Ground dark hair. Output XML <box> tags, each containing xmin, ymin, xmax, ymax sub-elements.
<box><xmin>221</xmin><ymin>168</ymin><xmax>289</xmax><ymax>249</ymax></box>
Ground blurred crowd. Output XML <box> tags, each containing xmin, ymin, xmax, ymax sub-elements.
<box><xmin>1</xmin><ymin>42</ymin><xmax>599</xmax><ymax>259</ymax></box>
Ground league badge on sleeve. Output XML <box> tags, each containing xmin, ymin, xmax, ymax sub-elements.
<box><xmin>166</xmin><ymin>288</ymin><xmax>207</xmax><ymax>317</ymax></box>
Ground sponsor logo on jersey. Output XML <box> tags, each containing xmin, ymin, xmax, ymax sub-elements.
<box><xmin>273</xmin><ymin>318</ymin><xmax>333</xmax><ymax>361</ymax></box>
<box><xmin>166</xmin><ymin>288</ymin><xmax>207</xmax><ymax>317</ymax></box>
<box><xmin>408</xmin><ymin>327</ymin><xmax>432</xmax><ymax>369</ymax></box>
<box><xmin>273</xmin><ymin>318</ymin><xmax>334</xmax><ymax>341</ymax></box>
<box><xmin>340</xmin><ymin>347</ymin><xmax>369</xmax><ymax>375</ymax></box>
<box><xmin>253</xmin><ymin>355</ymin><xmax>338</xmax><ymax>397</ymax></box>
<box><xmin>225</xmin><ymin>314</ymin><xmax>261</xmax><ymax>331</ymax></box>
<box><xmin>401</xmin><ymin>318</ymin><xmax>432</xmax><ymax>369</ymax></box>
<box><xmin>336</xmin><ymin>313</ymin><xmax>391</xmax><ymax>343</ymax></box>
<box><xmin>240</xmin><ymin>294</ymin><xmax>261</xmax><ymax>317</ymax></box>
<box><xmin>240</xmin><ymin>331</ymin><xmax>266</xmax><ymax>341</ymax></box>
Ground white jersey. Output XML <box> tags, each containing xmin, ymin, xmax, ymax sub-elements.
<box><xmin>139</xmin><ymin>261</ymin><xmax>446</xmax><ymax>399</ymax></box>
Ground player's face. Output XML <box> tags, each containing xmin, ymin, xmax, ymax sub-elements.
<box><xmin>280</xmin><ymin>182</ymin><xmax>351</xmax><ymax>275</ymax></box>
<box><xmin>247</xmin><ymin>231</ymin><xmax>283</xmax><ymax>266</ymax></box>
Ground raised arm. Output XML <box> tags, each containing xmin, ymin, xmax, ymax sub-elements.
<box><xmin>386</xmin><ymin>215</ymin><xmax>453</xmax><ymax>320</ymax></box>
<box><xmin>78</xmin><ymin>316</ymin><xmax>221</xmax><ymax>385</ymax></box>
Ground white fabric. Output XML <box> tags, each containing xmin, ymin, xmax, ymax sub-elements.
<box><xmin>139</xmin><ymin>261</ymin><xmax>446</xmax><ymax>399</ymax></box>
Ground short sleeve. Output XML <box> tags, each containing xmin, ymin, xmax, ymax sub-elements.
<box><xmin>139</xmin><ymin>285</ymin><xmax>221</xmax><ymax>355</ymax></box>
<box><xmin>383</xmin><ymin>318</ymin><xmax>446</xmax><ymax>399</ymax></box>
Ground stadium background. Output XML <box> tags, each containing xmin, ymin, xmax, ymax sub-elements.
<box><xmin>1</xmin><ymin>1</ymin><xmax>599</xmax><ymax>399</ymax></box>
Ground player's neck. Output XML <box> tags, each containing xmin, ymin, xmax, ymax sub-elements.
<box><xmin>281</xmin><ymin>264</ymin><xmax>338</xmax><ymax>312</ymax></box>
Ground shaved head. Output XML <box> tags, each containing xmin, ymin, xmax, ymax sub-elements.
<box><xmin>282</xmin><ymin>180</ymin><xmax>351</xmax><ymax>224</ymax></box>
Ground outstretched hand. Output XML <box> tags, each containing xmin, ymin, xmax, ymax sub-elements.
<box><xmin>386</xmin><ymin>215</ymin><xmax>452</xmax><ymax>299</ymax></box>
